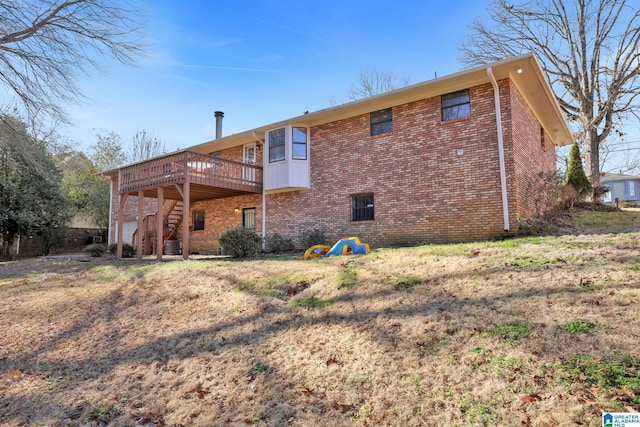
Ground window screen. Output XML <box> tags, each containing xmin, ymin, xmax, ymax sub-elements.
<box><xmin>352</xmin><ymin>194</ymin><xmax>374</xmax><ymax>221</ymax></box>
<box><xmin>243</xmin><ymin>208</ymin><xmax>256</xmax><ymax>232</ymax></box>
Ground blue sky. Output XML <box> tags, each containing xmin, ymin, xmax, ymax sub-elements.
<box><xmin>63</xmin><ymin>0</ymin><xmax>491</xmax><ymax>152</ymax></box>
<box><xmin>59</xmin><ymin>1</ymin><xmax>640</xmax><ymax>174</ymax></box>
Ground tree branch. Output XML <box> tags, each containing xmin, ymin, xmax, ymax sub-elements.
<box><xmin>0</xmin><ymin>0</ymin><xmax>146</xmax><ymax>128</ymax></box>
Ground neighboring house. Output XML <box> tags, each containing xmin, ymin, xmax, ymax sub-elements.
<box><xmin>8</xmin><ymin>213</ymin><xmax>102</xmax><ymax>257</ymax></box>
<box><xmin>65</xmin><ymin>213</ymin><xmax>104</xmax><ymax>248</ymax></box>
<box><xmin>102</xmin><ymin>53</ymin><xmax>573</xmax><ymax>259</ymax></box>
<box><xmin>601</xmin><ymin>173</ymin><xmax>640</xmax><ymax>206</ymax></box>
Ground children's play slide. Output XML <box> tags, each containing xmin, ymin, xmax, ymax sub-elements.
<box><xmin>303</xmin><ymin>237</ymin><xmax>370</xmax><ymax>259</ymax></box>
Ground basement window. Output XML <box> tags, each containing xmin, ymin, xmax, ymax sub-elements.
<box><xmin>193</xmin><ymin>210</ymin><xmax>204</xmax><ymax>231</ymax></box>
<box><xmin>352</xmin><ymin>193</ymin><xmax>374</xmax><ymax>221</ymax></box>
<box><xmin>441</xmin><ymin>89</ymin><xmax>470</xmax><ymax>121</ymax></box>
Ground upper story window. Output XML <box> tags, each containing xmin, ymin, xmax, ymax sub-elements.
<box><xmin>267</xmin><ymin>126</ymin><xmax>309</xmax><ymax>163</ymax></box>
<box><xmin>268</xmin><ymin>128</ymin><xmax>286</xmax><ymax>163</ymax></box>
<box><xmin>292</xmin><ymin>127</ymin><xmax>307</xmax><ymax>160</ymax></box>
<box><xmin>370</xmin><ymin>108</ymin><xmax>393</xmax><ymax>136</ymax></box>
<box><xmin>441</xmin><ymin>89</ymin><xmax>470</xmax><ymax>121</ymax></box>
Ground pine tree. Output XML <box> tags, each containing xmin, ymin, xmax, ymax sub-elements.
<box><xmin>565</xmin><ymin>144</ymin><xmax>592</xmax><ymax>199</ymax></box>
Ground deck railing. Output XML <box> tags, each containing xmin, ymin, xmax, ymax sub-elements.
<box><xmin>119</xmin><ymin>150</ymin><xmax>263</xmax><ymax>194</ymax></box>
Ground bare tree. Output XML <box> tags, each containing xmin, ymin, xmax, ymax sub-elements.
<box><xmin>459</xmin><ymin>0</ymin><xmax>640</xmax><ymax>189</ymax></box>
<box><xmin>599</xmin><ymin>137</ymin><xmax>640</xmax><ymax>175</ymax></box>
<box><xmin>0</xmin><ymin>0</ymin><xmax>146</xmax><ymax>127</ymax></box>
<box><xmin>128</xmin><ymin>129</ymin><xmax>166</xmax><ymax>163</ymax></box>
<box><xmin>346</xmin><ymin>69</ymin><xmax>411</xmax><ymax>101</ymax></box>
<box><xmin>91</xmin><ymin>130</ymin><xmax>126</xmax><ymax>171</ymax></box>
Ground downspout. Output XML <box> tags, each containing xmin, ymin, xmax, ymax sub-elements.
<box><xmin>252</xmin><ymin>130</ymin><xmax>267</xmax><ymax>250</ymax></box>
<box><xmin>262</xmin><ymin>189</ymin><xmax>267</xmax><ymax>251</ymax></box>
<box><xmin>487</xmin><ymin>67</ymin><xmax>510</xmax><ymax>232</ymax></box>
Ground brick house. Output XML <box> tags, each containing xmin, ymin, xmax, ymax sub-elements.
<box><xmin>103</xmin><ymin>53</ymin><xmax>573</xmax><ymax>259</ymax></box>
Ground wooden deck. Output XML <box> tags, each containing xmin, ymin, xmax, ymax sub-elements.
<box><xmin>118</xmin><ymin>150</ymin><xmax>263</xmax><ymax>200</ymax></box>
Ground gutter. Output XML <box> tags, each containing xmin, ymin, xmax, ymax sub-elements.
<box><xmin>486</xmin><ymin>67</ymin><xmax>510</xmax><ymax>232</ymax></box>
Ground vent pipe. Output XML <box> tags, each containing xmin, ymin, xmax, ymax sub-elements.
<box><xmin>214</xmin><ymin>111</ymin><xmax>224</xmax><ymax>139</ymax></box>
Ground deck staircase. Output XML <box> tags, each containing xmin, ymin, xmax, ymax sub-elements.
<box><xmin>133</xmin><ymin>200</ymin><xmax>185</xmax><ymax>255</ymax></box>
<box><xmin>163</xmin><ymin>200</ymin><xmax>184</xmax><ymax>241</ymax></box>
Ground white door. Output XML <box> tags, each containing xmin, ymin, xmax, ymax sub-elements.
<box><xmin>122</xmin><ymin>220</ymin><xmax>137</xmax><ymax>244</ymax></box>
<box><xmin>243</xmin><ymin>143</ymin><xmax>256</xmax><ymax>182</ymax></box>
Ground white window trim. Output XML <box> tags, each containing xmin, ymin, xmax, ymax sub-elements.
<box><xmin>267</xmin><ymin>128</ymin><xmax>286</xmax><ymax>164</ymax></box>
<box><xmin>266</xmin><ymin>125</ymin><xmax>309</xmax><ymax>164</ymax></box>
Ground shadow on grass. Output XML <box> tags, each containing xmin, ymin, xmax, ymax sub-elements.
<box><xmin>1</xmin><ymin>242</ymin><xmax>640</xmax><ymax>425</ymax></box>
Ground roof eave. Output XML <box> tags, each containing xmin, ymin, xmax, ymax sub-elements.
<box><xmin>138</xmin><ymin>53</ymin><xmax>574</xmax><ymax>160</ymax></box>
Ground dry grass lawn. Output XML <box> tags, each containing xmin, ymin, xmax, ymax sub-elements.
<box><xmin>1</xmin><ymin>208</ymin><xmax>640</xmax><ymax>426</ymax></box>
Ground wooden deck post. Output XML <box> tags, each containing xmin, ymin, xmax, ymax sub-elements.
<box><xmin>117</xmin><ymin>194</ymin><xmax>129</xmax><ymax>259</ymax></box>
<box><xmin>182</xmin><ymin>179</ymin><xmax>190</xmax><ymax>260</ymax></box>
<box><xmin>137</xmin><ymin>191</ymin><xmax>144</xmax><ymax>259</ymax></box>
<box><xmin>157</xmin><ymin>187</ymin><xmax>164</xmax><ymax>260</ymax></box>
<box><xmin>112</xmin><ymin>151</ymin><xmax>263</xmax><ymax>261</ymax></box>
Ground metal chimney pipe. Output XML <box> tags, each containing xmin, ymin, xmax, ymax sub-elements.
<box><xmin>214</xmin><ymin>111</ymin><xmax>224</xmax><ymax>139</ymax></box>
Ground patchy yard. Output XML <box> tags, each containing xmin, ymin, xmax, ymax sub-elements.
<box><xmin>1</xmin><ymin>209</ymin><xmax>640</xmax><ymax>426</ymax></box>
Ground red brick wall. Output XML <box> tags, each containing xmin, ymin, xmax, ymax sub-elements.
<box><xmin>182</xmin><ymin>144</ymin><xmax>264</xmax><ymax>254</ymax></box>
<box><xmin>184</xmin><ymin>194</ymin><xmax>262</xmax><ymax>254</ymax></box>
<box><xmin>506</xmin><ymin>81</ymin><xmax>558</xmax><ymax>219</ymax></box>
<box><xmin>264</xmin><ymin>79</ymin><xmax>554</xmax><ymax>248</ymax></box>
<box><xmin>109</xmin><ymin>79</ymin><xmax>558</xmax><ymax>251</ymax></box>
